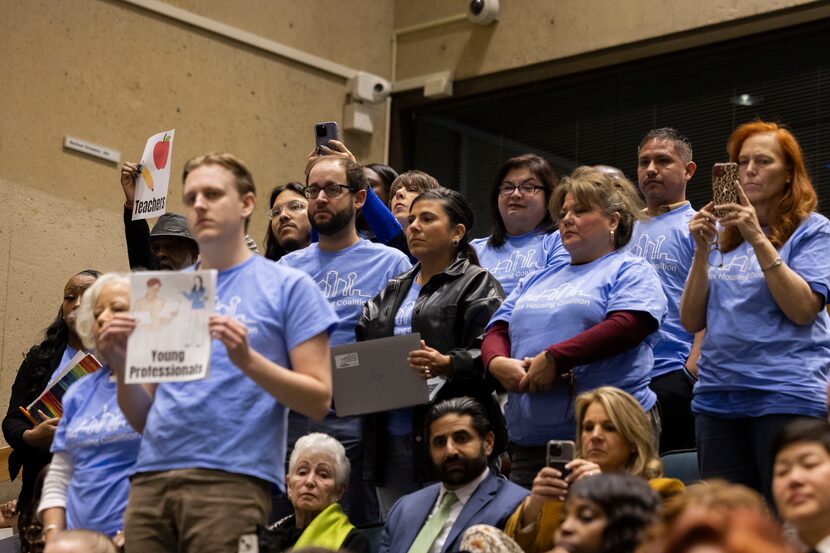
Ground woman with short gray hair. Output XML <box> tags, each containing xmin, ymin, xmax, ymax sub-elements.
<box><xmin>265</xmin><ymin>433</ymin><xmax>369</xmax><ymax>552</ymax></box>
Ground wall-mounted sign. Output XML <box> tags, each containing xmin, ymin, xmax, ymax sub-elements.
<box><xmin>63</xmin><ymin>135</ymin><xmax>121</xmax><ymax>163</ymax></box>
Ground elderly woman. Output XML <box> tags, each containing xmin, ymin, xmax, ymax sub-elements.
<box><xmin>483</xmin><ymin>166</ymin><xmax>667</xmax><ymax>488</ymax></box>
<box><xmin>3</xmin><ymin>270</ymin><xmax>99</xmax><ymax>548</ymax></box>
<box><xmin>266</xmin><ymin>433</ymin><xmax>369</xmax><ymax>553</ymax></box>
<box><xmin>502</xmin><ymin>387</ymin><xmax>683</xmax><ymax>553</ymax></box>
<box><xmin>357</xmin><ymin>187</ymin><xmax>506</xmax><ymax>515</ymax></box>
<box><xmin>471</xmin><ymin>154</ymin><xmax>564</xmax><ymax>296</ymax></box>
<box><xmin>461</xmin><ymin>473</ymin><xmax>660</xmax><ymax>553</ymax></box>
<box><xmin>37</xmin><ymin>273</ymin><xmax>141</xmax><ymax>542</ymax></box>
<box><xmin>681</xmin><ymin>121</ymin><xmax>830</xmax><ymax>503</ymax></box>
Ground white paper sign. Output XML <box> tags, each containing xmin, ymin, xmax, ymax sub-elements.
<box><xmin>132</xmin><ymin>128</ymin><xmax>175</xmax><ymax>221</ymax></box>
<box><xmin>126</xmin><ymin>270</ymin><xmax>216</xmax><ymax>384</ymax></box>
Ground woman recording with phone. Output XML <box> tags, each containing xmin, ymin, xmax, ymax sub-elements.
<box><xmin>460</xmin><ymin>387</ymin><xmax>681</xmax><ymax>553</ymax></box>
<box><xmin>681</xmin><ymin>121</ymin><xmax>830</xmax><ymax>504</ymax></box>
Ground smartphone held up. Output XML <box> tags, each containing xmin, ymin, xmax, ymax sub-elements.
<box><xmin>712</xmin><ymin>162</ymin><xmax>739</xmax><ymax>217</ymax></box>
<box><xmin>314</xmin><ymin>121</ymin><xmax>339</xmax><ymax>152</ymax></box>
<box><xmin>546</xmin><ymin>440</ymin><xmax>575</xmax><ymax>479</ymax></box>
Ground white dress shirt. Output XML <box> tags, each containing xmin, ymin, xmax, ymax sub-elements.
<box><xmin>428</xmin><ymin>467</ymin><xmax>490</xmax><ymax>553</ymax></box>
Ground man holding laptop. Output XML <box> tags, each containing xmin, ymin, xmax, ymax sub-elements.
<box><xmin>279</xmin><ymin>155</ymin><xmax>411</xmax><ymax>525</ymax></box>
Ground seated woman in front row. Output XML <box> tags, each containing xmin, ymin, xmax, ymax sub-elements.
<box><xmin>461</xmin><ymin>472</ymin><xmax>660</xmax><ymax>553</ymax></box>
<box><xmin>266</xmin><ymin>433</ymin><xmax>369</xmax><ymax>553</ymax></box>
<box><xmin>502</xmin><ymin>387</ymin><xmax>684</xmax><ymax>553</ymax></box>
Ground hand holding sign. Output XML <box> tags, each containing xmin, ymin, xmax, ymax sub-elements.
<box><xmin>132</xmin><ymin>129</ymin><xmax>175</xmax><ymax>221</ymax></box>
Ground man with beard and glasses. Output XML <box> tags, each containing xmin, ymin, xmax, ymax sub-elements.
<box><xmin>278</xmin><ymin>156</ymin><xmax>411</xmax><ymax>526</ymax></box>
<box><xmin>380</xmin><ymin>397</ymin><xmax>528</xmax><ymax>553</ymax></box>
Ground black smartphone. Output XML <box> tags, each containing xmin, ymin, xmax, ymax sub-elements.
<box><xmin>314</xmin><ymin>121</ymin><xmax>339</xmax><ymax>151</ymax></box>
<box><xmin>546</xmin><ymin>440</ymin><xmax>575</xmax><ymax>478</ymax></box>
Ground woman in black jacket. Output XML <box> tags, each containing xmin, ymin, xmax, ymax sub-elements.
<box><xmin>2</xmin><ymin>269</ymin><xmax>99</xmax><ymax>543</ymax></box>
<box><xmin>356</xmin><ymin>188</ymin><xmax>506</xmax><ymax>516</ymax></box>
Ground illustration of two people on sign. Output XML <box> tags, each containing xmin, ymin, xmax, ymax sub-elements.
<box><xmin>133</xmin><ymin>276</ymin><xmax>207</xmax><ymax>347</ymax></box>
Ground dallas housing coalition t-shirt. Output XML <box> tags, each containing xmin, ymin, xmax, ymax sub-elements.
<box><xmin>472</xmin><ymin>231</ymin><xmax>567</xmax><ymax>297</ymax></box>
<box><xmin>279</xmin><ymin>239</ymin><xmax>411</xmax><ymax>346</ymax></box>
<box><xmin>693</xmin><ymin>212</ymin><xmax>830</xmax><ymax>419</ymax></box>
<box><xmin>51</xmin><ymin>366</ymin><xmax>141</xmax><ymax>536</ymax></box>
<box><xmin>134</xmin><ymin>255</ymin><xmax>338</xmax><ymax>491</ymax></box>
<box><xmin>489</xmin><ymin>249</ymin><xmax>666</xmax><ymax>445</ymax></box>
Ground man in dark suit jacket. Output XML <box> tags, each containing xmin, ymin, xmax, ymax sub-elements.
<box><xmin>380</xmin><ymin>397</ymin><xmax>528</xmax><ymax>553</ymax></box>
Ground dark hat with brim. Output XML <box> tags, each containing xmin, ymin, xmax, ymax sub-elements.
<box><xmin>150</xmin><ymin>213</ymin><xmax>195</xmax><ymax>243</ymax></box>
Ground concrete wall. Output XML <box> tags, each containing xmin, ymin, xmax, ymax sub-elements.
<box><xmin>1</xmin><ymin>0</ymin><xmax>827</xmax><ymax>502</ymax></box>
<box><xmin>393</xmin><ymin>0</ymin><xmax>828</xmax><ymax>83</ymax></box>
<box><xmin>0</xmin><ymin>0</ymin><xmax>394</xmax><ymax>500</ymax></box>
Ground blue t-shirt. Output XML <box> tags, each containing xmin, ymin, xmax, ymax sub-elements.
<box><xmin>490</xmin><ymin>250</ymin><xmax>666</xmax><ymax>445</ymax></box>
<box><xmin>392</xmin><ymin>280</ymin><xmax>422</xmax><ymax>337</ymax></box>
<box><xmin>134</xmin><ymin>255</ymin><xmax>338</xmax><ymax>490</ymax></box>
<box><xmin>693</xmin><ymin>213</ymin><xmax>830</xmax><ymax>419</ymax></box>
<box><xmin>628</xmin><ymin>204</ymin><xmax>696</xmax><ymax>378</ymax></box>
<box><xmin>472</xmin><ymin>231</ymin><xmax>568</xmax><ymax>297</ymax></box>
<box><xmin>51</xmin><ymin>366</ymin><xmax>142</xmax><ymax>536</ymax></box>
<box><xmin>280</xmin><ymin>240</ymin><xmax>411</xmax><ymax>346</ymax></box>
<box><xmin>387</xmin><ymin>280</ymin><xmax>423</xmax><ymax>436</ymax></box>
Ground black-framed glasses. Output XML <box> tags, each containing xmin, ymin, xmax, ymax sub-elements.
<box><xmin>498</xmin><ymin>183</ymin><xmax>545</xmax><ymax>196</ymax></box>
<box><xmin>303</xmin><ymin>183</ymin><xmax>355</xmax><ymax>199</ymax></box>
<box><xmin>267</xmin><ymin>200</ymin><xmax>307</xmax><ymax>220</ymax></box>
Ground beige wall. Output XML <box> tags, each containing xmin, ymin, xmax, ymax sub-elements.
<box><xmin>0</xmin><ymin>0</ymin><xmax>394</xmax><ymax>499</ymax></box>
<box><xmin>393</xmin><ymin>0</ymin><xmax>829</xmax><ymax>83</ymax></box>
<box><xmin>1</xmin><ymin>0</ymin><xmax>827</xmax><ymax>500</ymax></box>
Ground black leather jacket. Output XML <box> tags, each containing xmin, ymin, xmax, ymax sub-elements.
<box><xmin>356</xmin><ymin>257</ymin><xmax>506</xmax><ymax>483</ymax></box>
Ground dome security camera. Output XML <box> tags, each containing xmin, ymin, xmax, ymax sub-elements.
<box><xmin>348</xmin><ymin>71</ymin><xmax>391</xmax><ymax>104</ymax></box>
<box><xmin>467</xmin><ymin>0</ymin><xmax>499</xmax><ymax>25</ymax></box>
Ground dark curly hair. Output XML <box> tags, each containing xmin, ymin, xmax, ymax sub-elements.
<box><xmin>566</xmin><ymin>473</ymin><xmax>659</xmax><ymax>553</ymax></box>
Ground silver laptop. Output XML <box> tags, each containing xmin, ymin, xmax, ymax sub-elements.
<box><xmin>332</xmin><ymin>333</ymin><xmax>433</xmax><ymax>417</ymax></box>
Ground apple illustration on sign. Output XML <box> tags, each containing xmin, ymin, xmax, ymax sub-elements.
<box><xmin>153</xmin><ymin>133</ymin><xmax>171</xmax><ymax>171</ymax></box>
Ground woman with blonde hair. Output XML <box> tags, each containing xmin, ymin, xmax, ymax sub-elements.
<box><xmin>574</xmin><ymin>386</ymin><xmax>662</xmax><ymax>480</ymax></box>
<box><xmin>483</xmin><ymin>166</ymin><xmax>667</xmax><ymax>488</ymax></box>
<box><xmin>500</xmin><ymin>387</ymin><xmax>683</xmax><ymax>553</ymax></box>
<box><xmin>682</xmin><ymin>121</ymin><xmax>830</xmax><ymax>503</ymax></box>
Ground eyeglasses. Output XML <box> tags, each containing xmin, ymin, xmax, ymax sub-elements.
<box><xmin>267</xmin><ymin>200</ymin><xmax>307</xmax><ymax>220</ymax></box>
<box><xmin>303</xmin><ymin>183</ymin><xmax>356</xmax><ymax>199</ymax></box>
<box><xmin>498</xmin><ymin>183</ymin><xmax>545</xmax><ymax>196</ymax></box>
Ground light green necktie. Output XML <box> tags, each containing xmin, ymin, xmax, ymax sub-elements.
<box><xmin>408</xmin><ymin>491</ymin><xmax>459</xmax><ymax>553</ymax></box>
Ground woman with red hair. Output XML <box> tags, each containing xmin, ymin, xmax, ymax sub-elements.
<box><xmin>681</xmin><ymin>121</ymin><xmax>830</xmax><ymax>504</ymax></box>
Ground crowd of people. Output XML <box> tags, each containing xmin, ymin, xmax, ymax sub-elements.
<box><xmin>2</xmin><ymin>120</ymin><xmax>829</xmax><ymax>553</ymax></box>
